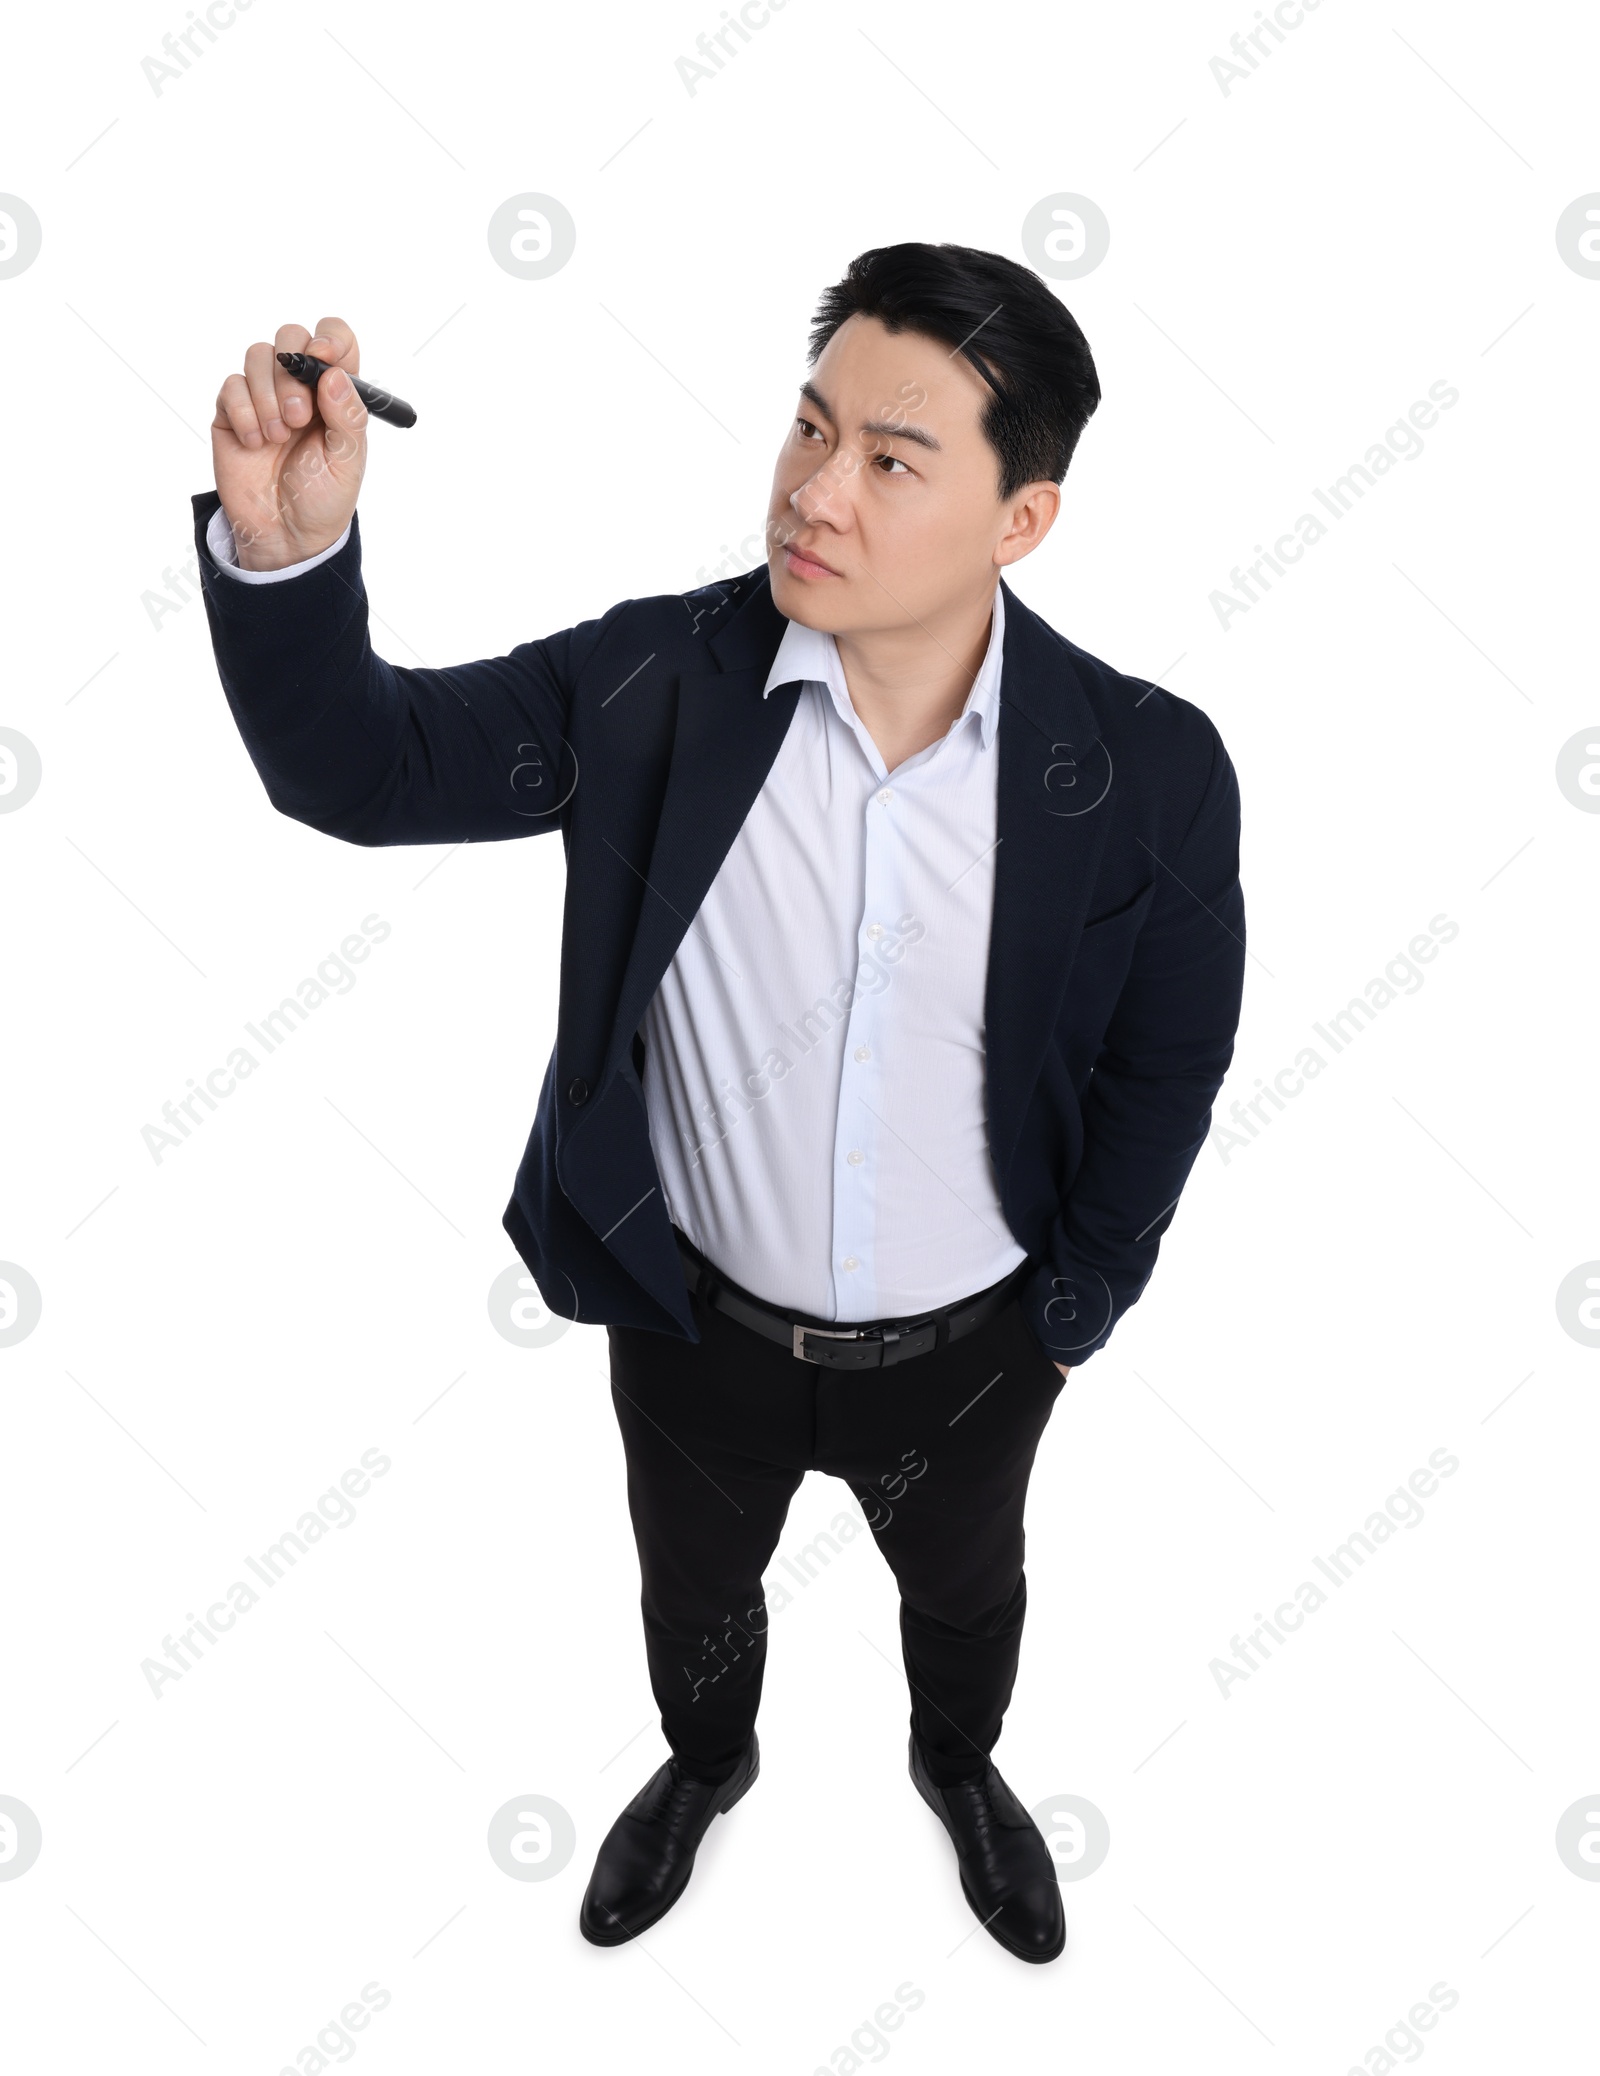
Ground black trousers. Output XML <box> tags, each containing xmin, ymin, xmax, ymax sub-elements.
<box><xmin>606</xmin><ymin>1274</ymin><xmax>1066</xmax><ymax>1788</ymax></box>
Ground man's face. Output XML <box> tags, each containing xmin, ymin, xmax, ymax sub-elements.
<box><xmin>765</xmin><ymin>312</ymin><xmax>1056</xmax><ymax>638</ymax></box>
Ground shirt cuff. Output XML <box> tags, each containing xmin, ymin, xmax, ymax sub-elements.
<box><xmin>206</xmin><ymin>503</ymin><xmax>353</xmax><ymax>584</ymax></box>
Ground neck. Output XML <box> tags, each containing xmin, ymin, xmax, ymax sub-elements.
<box><xmin>833</xmin><ymin>580</ymin><xmax>999</xmax><ymax>772</ymax></box>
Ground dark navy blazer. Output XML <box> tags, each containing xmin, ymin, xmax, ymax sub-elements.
<box><xmin>193</xmin><ymin>490</ymin><xmax>1245</xmax><ymax>1370</ymax></box>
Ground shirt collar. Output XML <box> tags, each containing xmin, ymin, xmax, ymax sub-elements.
<box><xmin>761</xmin><ymin>582</ymin><xmax>1005</xmax><ymax>753</ymax></box>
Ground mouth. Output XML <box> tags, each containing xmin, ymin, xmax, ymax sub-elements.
<box><xmin>781</xmin><ymin>541</ymin><xmax>842</xmax><ymax>580</ymax></box>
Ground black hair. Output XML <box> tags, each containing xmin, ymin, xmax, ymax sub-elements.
<box><xmin>807</xmin><ymin>242</ymin><xmax>1101</xmax><ymax>499</ymax></box>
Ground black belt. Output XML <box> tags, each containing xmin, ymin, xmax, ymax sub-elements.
<box><xmin>674</xmin><ymin>1228</ymin><xmax>1030</xmax><ymax>1370</ymax></box>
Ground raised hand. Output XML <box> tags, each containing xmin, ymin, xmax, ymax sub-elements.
<box><xmin>211</xmin><ymin>316</ymin><xmax>368</xmax><ymax>570</ymax></box>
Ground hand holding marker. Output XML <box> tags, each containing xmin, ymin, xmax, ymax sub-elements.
<box><xmin>276</xmin><ymin>351</ymin><xmax>417</xmax><ymax>429</ymax></box>
<box><xmin>211</xmin><ymin>319</ymin><xmax>403</xmax><ymax>572</ymax></box>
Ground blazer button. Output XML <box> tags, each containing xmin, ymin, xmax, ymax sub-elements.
<box><xmin>567</xmin><ymin>1077</ymin><xmax>589</xmax><ymax>1106</ymax></box>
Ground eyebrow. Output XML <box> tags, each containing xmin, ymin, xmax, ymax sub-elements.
<box><xmin>797</xmin><ymin>379</ymin><xmax>942</xmax><ymax>453</ymax></box>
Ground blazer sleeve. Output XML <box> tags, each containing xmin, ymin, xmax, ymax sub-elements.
<box><xmin>1025</xmin><ymin>720</ymin><xmax>1246</xmax><ymax>1370</ymax></box>
<box><xmin>192</xmin><ymin>490</ymin><xmax>622</xmax><ymax>847</ymax></box>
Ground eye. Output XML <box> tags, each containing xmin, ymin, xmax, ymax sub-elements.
<box><xmin>795</xmin><ymin>416</ymin><xmax>825</xmax><ymax>442</ymax></box>
<box><xmin>874</xmin><ymin>453</ymin><xmax>911</xmax><ymax>475</ymax></box>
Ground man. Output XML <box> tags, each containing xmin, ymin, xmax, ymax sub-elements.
<box><xmin>196</xmin><ymin>242</ymin><xmax>1245</xmax><ymax>1965</ymax></box>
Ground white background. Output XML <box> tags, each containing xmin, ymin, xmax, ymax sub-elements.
<box><xmin>3</xmin><ymin>0</ymin><xmax>1598</xmax><ymax>2068</ymax></box>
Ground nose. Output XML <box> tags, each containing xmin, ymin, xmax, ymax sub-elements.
<box><xmin>790</xmin><ymin>449</ymin><xmax>855</xmax><ymax>526</ymax></box>
<box><xmin>789</xmin><ymin>472</ymin><xmax>829</xmax><ymax>523</ymax></box>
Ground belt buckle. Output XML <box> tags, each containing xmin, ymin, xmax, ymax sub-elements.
<box><xmin>793</xmin><ymin>1323</ymin><xmax>870</xmax><ymax>1363</ymax></box>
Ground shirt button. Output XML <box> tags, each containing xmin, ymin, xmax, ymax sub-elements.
<box><xmin>865</xmin><ymin>922</ymin><xmax>885</xmax><ymax>940</ymax></box>
<box><xmin>846</xmin><ymin>1148</ymin><xmax>865</xmax><ymax>1166</ymax></box>
<box><xmin>853</xmin><ymin>1045</ymin><xmax>871</xmax><ymax>1063</ymax></box>
<box><xmin>876</xmin><ymin>787</ymin><xmax>893</xmax><ymax>806</ymax></box>
<box><xmin>566</xmin><ymin>1077</ymin><xmax>589</xmax><ymax>1106</ymax></box>
<box><xmin>841</xmin><ymin>1256</ymin><xmax>860</xmax><ymax>1272</ymax></box>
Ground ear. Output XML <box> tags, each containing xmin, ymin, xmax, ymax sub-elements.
<box><xmin>993</xmin><ymin>481</ymin><xmax>1061</xmax><ymax>570</ymax></box>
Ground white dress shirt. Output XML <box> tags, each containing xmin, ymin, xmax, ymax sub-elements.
<box><xmin>642</xmin><ymin>590</ymin><xmax>1025</xmax><ymax>1321</ymax></box>
<box><xmin>209</xmin><ymin>514</ymin><xmax>1026</xmax><ymax>1320</ymax></box>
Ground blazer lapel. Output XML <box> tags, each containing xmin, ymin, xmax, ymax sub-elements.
<box><xmin>602</xmin><ymin>579</ymin><xmax>801</xmax><ymax>1078</ymax></box>
<box><xmin>985</xmin><ymin>582</ymin><xmax>1116</xmax><ymax>1182</ymax></box>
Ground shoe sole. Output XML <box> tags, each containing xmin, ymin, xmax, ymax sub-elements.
<box><xmin>579</xmin><ymin>1749</ymin><xmax>760</xmax><ymax>1948</ymax></box>
<box><xmin>908</xmin><ymin>1746</ymin><xmax>1066</xmax><ymax>1966</ymax></box>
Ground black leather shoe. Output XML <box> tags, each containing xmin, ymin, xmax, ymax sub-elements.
<box><xmin>909</xmin><ymin>1734</ymin><xmax>1065</xmax><ymax>1963</ymax></box>
<box><xmin>579</xmin><ymin>1734</ymin><xmax>759</xmax><ymax>1946</ymax></box>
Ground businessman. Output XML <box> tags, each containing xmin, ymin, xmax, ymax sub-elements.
<box><xmin>197</xmin><ymin>243</ymin><xmax>1245</xmax><ymax>1964</ymax></box>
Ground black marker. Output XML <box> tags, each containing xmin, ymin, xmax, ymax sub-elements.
<box><xmin>275</xmin><ymin>351</ymin><xmax>417</xmax><ymax>429</ymax></box>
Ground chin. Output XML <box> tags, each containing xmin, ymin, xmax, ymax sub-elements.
<box><xmin>769</xmin><ymin>567</ymin><xmax>849</xmax><ymax>632</ymax></box>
